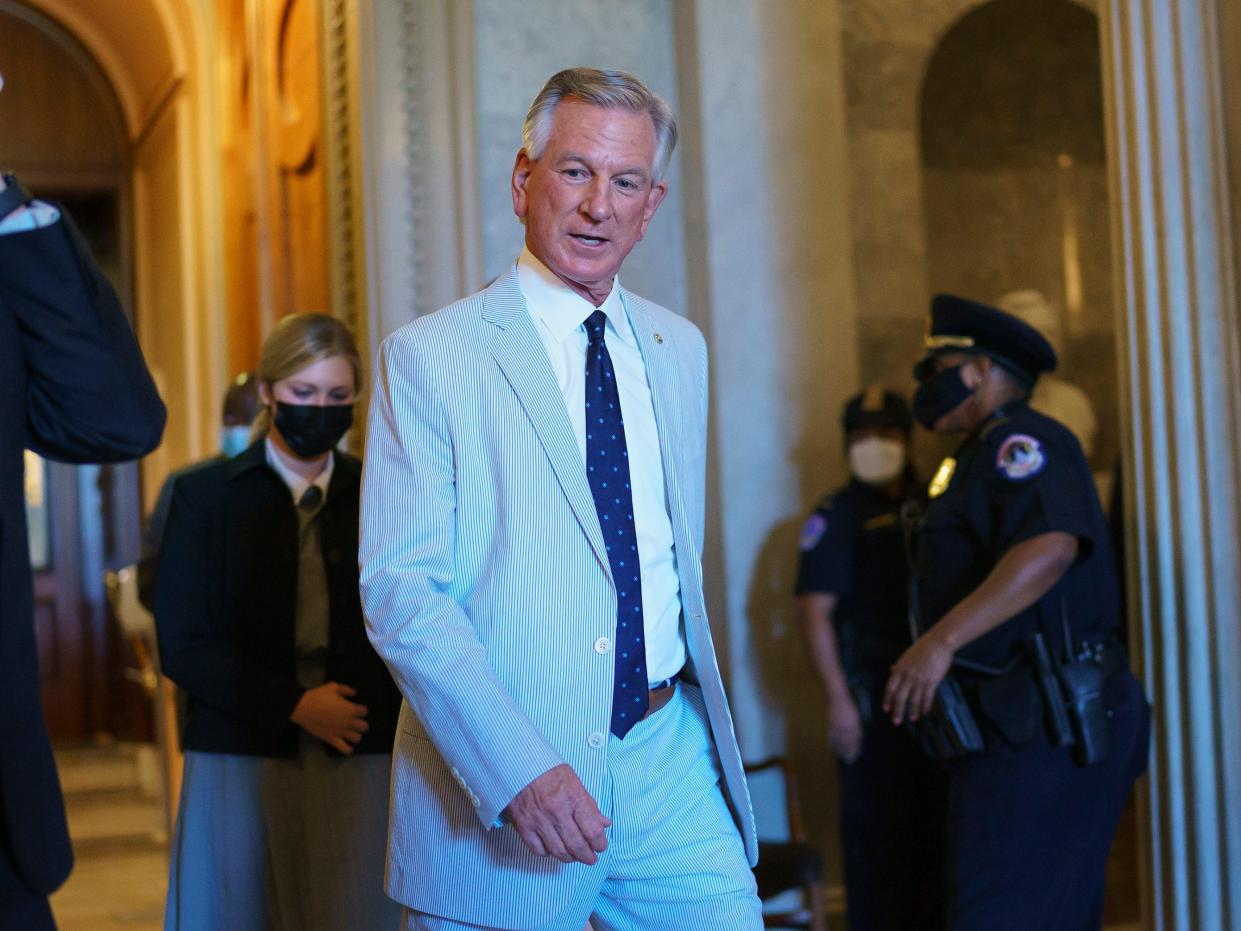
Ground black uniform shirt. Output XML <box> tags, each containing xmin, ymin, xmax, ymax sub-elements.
<box><xmin>916</xmin><ymin>402</ymin><xmax>1119</xmax><ymax>669</ymax></box>
<box><xmin>795</xmin><ymin>478</ymin><xmax>916</xmax><ymax>667</ymax></box>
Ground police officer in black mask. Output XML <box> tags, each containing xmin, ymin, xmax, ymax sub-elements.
<box><xmin>795</xmin><ymin>387</ymin><xmax>946</xmax><ymax>930</ymax></box>
<box><xmin>884</xmin><ymin>295</ymin><xmax>1150</xmax><ymax>931</ymax></box>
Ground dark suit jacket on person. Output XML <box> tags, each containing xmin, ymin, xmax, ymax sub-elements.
<box><xmin>154</xmin><ymin>442</ymin><xmax>400</xmax><ymax>757</ymax></box>
<box><xmin>0</xmin><ymin>213</ymin><xmax>166</xmax><ymax>897</ymax></box>
<box><xmin>136</xmin><ymin>454</ymin><xmax>225</xmax><ymax>611</ymax></box>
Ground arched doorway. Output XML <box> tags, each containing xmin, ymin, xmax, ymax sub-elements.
<box><xmin>2</xmin><ymin>0</ymin><xmax>222</xmax><ymax>922</ymax></box>
<box><xmin>14</xmin><ymin>0</ymin><xmax>228</xmax><ymax>492</ymax></box>
<box><xmin>0</xmin><ymin>0</ymin><xmax>148</xmax><ymax>743</ymax></box>
<box><xmin>919</xmin><ymin>0</ymin><xmax>1118</xmax><ymax>486</ymax></box>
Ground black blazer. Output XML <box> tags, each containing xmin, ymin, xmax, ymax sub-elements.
<box><xmin>0</xmin><ymin>212</ymin><xmax>165</xmax><ymax>896</ymax></box>
<box><xmin>154</xmin><ymin>443</ymin><xmax>400</xmax><ymax>757</ymax></box>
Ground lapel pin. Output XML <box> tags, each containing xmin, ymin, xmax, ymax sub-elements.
<box><xmin>654</xmin><ymin>333</ymin><xmax>664</xmax><ymax>344</ymax></box>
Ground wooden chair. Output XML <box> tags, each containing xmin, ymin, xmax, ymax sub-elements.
<box><xmin>745</xmin><ymin>756</ymin><xmax>829</xmax><ymax>931</ymax></box>
<box><xmin>104</xmin><ymin>564</ymin><xmax>182</xmax><ymax>837</ymax></box>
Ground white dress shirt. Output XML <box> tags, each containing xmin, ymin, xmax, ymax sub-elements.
<box><xmin>517</xmin><ymin>246</ymin><xmax>687</xmax><ymax>684</ymax></box>
<box><xmin>265</xmin><ymin>436</ymin><xmax>334</xmax><ymax>504</ymax></box>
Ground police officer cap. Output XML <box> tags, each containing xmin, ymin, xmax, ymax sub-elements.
<box><xmin>913</xmin><ymin>294</ymin><xmax>1058</xmax><ymax>387</ymax></box>
<box><xmin>843</xmin><ymin>384</ymin><xmax>913</xmax><ymax>434</ymax></box>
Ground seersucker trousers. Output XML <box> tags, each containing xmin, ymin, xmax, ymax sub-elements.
<box><xmin>402</xmin><ymin>682</ymin><xmax>761</xmax><ymax>931</ymax></box>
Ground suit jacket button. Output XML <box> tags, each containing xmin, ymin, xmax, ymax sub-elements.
<box><xmin>587</xmin><ymin>732</ymin><xmax>605</xmax><ymax>749</ymax></box>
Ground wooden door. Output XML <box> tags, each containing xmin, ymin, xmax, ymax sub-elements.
<box><xmin>218</xmin><ymin>0</ymin><xmax>333</xmax><ymax>376</ymax></box>
<box><xmin>28</xmin><ymin>455</ymin><xmax>89</xmax><ymax>741</ymax></box>
<box><xmin>26</xmin><ymin>188</ymin><xmax>151</xmax><ymax>744</ymax></box>
<box><xmin>264</xmin><ymin>0</ymin><xmax>331</xmax><ymax>318</ymax></box>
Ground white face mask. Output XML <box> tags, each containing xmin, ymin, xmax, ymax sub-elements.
<box><xmin>848</xmin><ymin>436</ymin><xmax>906</xmax><ymax>485</ymax></box>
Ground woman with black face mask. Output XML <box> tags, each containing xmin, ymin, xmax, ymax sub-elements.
<box><xmin>154</xmin><ymin>313</ymin><xmax>401</xmax><ymax>931</ymax></box>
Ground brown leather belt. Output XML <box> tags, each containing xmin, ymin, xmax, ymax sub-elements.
<box><xmin>642</xmin><ymin>680</ymin><xmax>678</xmax><ymax>720</ymax></box>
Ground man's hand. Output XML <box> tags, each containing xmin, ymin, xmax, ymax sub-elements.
<box><xmin>504</xmin><ymin>764</ymin><xmax>611</xmax><ymax>865</ymax></box>
<box><xmin>290</xmin><ymin>682</ymin><xmax>369</xmax><ymax>753</ymax></box>
<box><xmin>826</xmin><ymin>695</ymin><xmax>864</xmax><ymax>763</ymax></box>
<box><xmin>883</xmin><ymin>634</ymin><xmax>955</xmax><ymax>725</ymax></box>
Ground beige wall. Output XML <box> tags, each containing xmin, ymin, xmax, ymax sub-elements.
<box><xmin>681</xmin><ymin>0</ymin><xmax>862</xmax><ymax>883</ymax></box>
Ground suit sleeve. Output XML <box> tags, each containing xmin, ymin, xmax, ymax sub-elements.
<box><xmin>359</xmin><ymin>335</ymin><xmax>563</xmax><ymax>828</ymax></box>
<box><xmin>137</xmin><ymin>473</ymin><xmax>177</xmax><ymax>611</ymax></box>
<box><xmin>154</xmin><ymin>478</ymin><xmax>305</xmax><ymax>731</ymax></box>
<box><xmin>0</xmin><ymin>212</ymin><xmax>165</xmax><ymax>463</ymax></box>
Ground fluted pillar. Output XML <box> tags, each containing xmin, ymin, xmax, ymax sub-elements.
<box><xmin>1101</xmin><ymin>1</ymin><xmax>1241</xmax><ymax>927</ymax></box>
<box><xmin>355</xmin><ymin>0</ymin><xmax>483</xmax><ymax>347</ymax></box>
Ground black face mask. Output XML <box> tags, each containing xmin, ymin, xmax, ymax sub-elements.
<box><xmin>912</xmin><ymin>365</ymin><xmax>974</xmax><ymax>430</ymax></box>
<box><xmin>273</xmin><ymin>402</ymin><xmax>353</xmax><ymax>458</ymax></box>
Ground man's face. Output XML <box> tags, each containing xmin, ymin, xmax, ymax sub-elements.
<box><xmin>512</xmin><ymin>98</ymin><xmax>668</xmax><ymax>305</ymax></box>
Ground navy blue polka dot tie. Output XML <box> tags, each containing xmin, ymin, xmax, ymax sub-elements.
<box><xmin>584</xmin><ymin>310</ymin><xmax>648</xmax><ymax>739</ymax></box>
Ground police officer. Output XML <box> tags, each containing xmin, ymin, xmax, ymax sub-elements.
<box><xmin>883</xmin><ymin>295</ymin><xmax>1150</xmax><ymax>930</ymax></box>
<box><xmin>796</xmin><ymin>386</ymin><xmax>946</xmax><ymax>931</ymax></box>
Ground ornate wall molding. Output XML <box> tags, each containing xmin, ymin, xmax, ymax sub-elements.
<box><xmin>321</xmin><ymin>0</ymin><xmax>364</xmax><ymax>338</ymax></box>
<box><xmin>395</xmin><ymin>0</ymin><xmax>432</xmax><ymax>320</ymax></box>
<box><xmin>355</xmin><ymin>0</ymin><xmax>482</xmax><ymax>349</ymax></box>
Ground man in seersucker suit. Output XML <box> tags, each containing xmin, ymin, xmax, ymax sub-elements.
<box><xmin>360</xmin><ymin>68</ymin><xmax>761</xmax><ymax>930</ymax></box>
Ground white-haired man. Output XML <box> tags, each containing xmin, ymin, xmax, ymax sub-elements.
<box><xmin>361</xmin><ymin>68</ymin><xmax>761</xmax><ymax>929</ymax></box>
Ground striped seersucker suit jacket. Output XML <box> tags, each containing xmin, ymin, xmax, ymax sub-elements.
<box><xmin>359</xmin><ymin>264</ymin><xmax>756</xmax><ymax>928</ymax></box>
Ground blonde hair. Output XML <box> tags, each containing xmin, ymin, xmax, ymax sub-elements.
<box><xmin>250</xmin><ymin>313</ymin><xmax>363</xmax><ymax>440</ymax></box>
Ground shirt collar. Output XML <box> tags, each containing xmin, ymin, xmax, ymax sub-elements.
<box><xmin>264</xmin><ymin>436</ymin><xmax>334</xmax><ymax>505</ymax></box>
<box><xmin>516</xmin><ymin>245</ymin><xmax>634</xmax><ymax>347</ymax></box>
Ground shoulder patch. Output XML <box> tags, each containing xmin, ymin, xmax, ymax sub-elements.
<box><xmin>800</xmin><ymin>513</ymin><xmax>828</xmax><ymax>551</ymax></box>
<box><xmin>996</xmin><ymin>433</ymin><xmax>1046</xmax><ymax>481</ymax></box>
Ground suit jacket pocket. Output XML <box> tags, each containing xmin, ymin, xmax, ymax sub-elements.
<box><xmin>397</xmin><ymin>704</ymin><xmax>431</xmax><ymax>742</ymax></box>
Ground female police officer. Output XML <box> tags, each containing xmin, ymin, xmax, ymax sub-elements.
<box><xmin>883</xmin><ymin>295</ymin><xmax>1149</xmax><ymax>930</ymax></box>
<box><xmin>795</xmin><ymin>387</ymin><xmax>945</xmax><ymax>930</ymax></box>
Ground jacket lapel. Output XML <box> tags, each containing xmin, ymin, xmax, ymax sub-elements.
<box><xmin>622</xmin><ymin>291</ymin><xmax>690</xmax><ymax>541</ymax></box>
<box><xmin>483</xmin><ymin>268</ymin><xmax>611</xmax><ymax>578</ymax></box>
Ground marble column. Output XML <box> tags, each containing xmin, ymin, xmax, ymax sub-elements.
<box><xmin>674</xmin><ymin>0</ymin><xmax>861</xmax><ymax>881</ymax></box>
<box><xmin>1101</xmin><ymin>1</ymin><xmax>1241</xmax><ymax>927</ymax></box>
<box><xmin>355</xmin><ymin>0</ymin><xmax>483</xmax><ymax>347</ymax></box>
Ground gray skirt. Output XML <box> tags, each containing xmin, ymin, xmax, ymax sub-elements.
<box><xmin>164</xmin><ymin>733</ymin><xmax>399</xmax><ymax>931</ymax></box>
